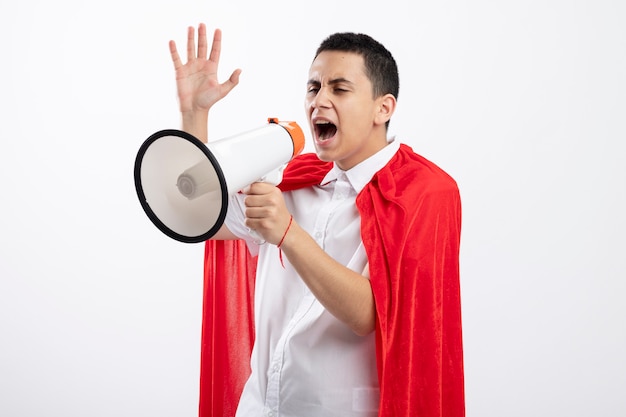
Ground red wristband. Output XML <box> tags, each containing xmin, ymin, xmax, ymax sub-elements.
<box><xmin>277</xmin><ymin>214</ymin><xmax>293</xmax><ymax>248</ymax></box>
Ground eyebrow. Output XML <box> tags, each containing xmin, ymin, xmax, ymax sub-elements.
<box><xmin>307</xmin><ymin>77</ymin><xmax>354</xmax><ymax>86</ymax></box>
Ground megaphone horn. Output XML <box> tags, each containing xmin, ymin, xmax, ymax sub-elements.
<box><xmin>134</xmin><ymin>118</ymin><xmax>305</xmax><ymax>243</ymax></box>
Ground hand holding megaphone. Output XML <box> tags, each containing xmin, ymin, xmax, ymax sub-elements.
<box><xmin>238</xmin><ymin>165</ymin><xmax>288</xmax><ymax>245</ymax></box>
<box><xmin>134</xmin><ymin>118</ymin><xmax>305</xmax><ymax>243</ymax></box>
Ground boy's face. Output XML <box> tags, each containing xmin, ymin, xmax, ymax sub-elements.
<box><xmin>305</xmin><ymin>51</ymin><xmax>388</xmax><ymax>170</ymax></box>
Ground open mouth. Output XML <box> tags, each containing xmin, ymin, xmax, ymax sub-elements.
<box><xmin>315</xmin><ymin>121</ymin><xmax>337</xmax><ymax>141</ymax></box>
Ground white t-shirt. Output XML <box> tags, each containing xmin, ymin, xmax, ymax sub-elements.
<box><xmin>226</xmin><ymin>141</ymin><xmax>400</xmax><ymax>417</ymax></box>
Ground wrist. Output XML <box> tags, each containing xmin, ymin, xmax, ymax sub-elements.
<box><xmin>277</xmin><ymin>215</ymin><xmax>294</xmax><ymax>248</ymax></box>
<box><xmin>276</xmin><ymin>214</ymin><xmax>295</xmax><ymax>268</ymax></box>
<box><xmin>181</xmin><ymin>111</ymin><xmax>209</xmax><ymax>143</ymax></box>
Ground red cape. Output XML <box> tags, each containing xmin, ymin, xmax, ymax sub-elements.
<box><xmin>199</xmin><ymin>143</ymin><xmax>465</xmax><ymax>417</ymax></box>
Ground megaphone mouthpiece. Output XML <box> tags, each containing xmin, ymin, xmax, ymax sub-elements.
<box><xmin>267</xmin><ymin>118</ymin><xmax>305</xmax><ymax>158</ymax></box>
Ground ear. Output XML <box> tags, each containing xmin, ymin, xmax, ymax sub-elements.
<box><xmin>374</xmin><ymin>94</ymin><xmax>397</xmax><ymax>126</ymax></box>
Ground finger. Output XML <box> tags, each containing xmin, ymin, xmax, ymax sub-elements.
<box><xmin>218</xmin><ymin>68</ymin><xmax>242</xmax><ymax>95</ymax></box>
<box><xmin>208</xmin><ymin>28</ymin><xmax>223</xmax><ymax>64</ymax></box>
<box><xmin>228</xmin><ymin>68</ymin><xmax>242</xmax><ymax>87</ymax></box>
<box><xmin>186</xmin><ymin>25</ymin><xmax>196</xmax><ymax>62</ymax></box>
<box><xmin>246</xmin><ymin>181</ymin><xmax>273</xmax><ymax>195</ymax></box>
<box><xmin>243</xmin><ymin>193</ymin><xmax>273</xmax><ymax>212</ymax></box>
<box><xmin>243</xmin><ymin>194</ymin><xmax>263</xmax><ymax>209</ymax></box>
<box><xmin>169</xmin><ymin>40</ymin><xmax>182</xmax><ymax>70</ymax></box>
<box><xmin>244</xmin><ymin>206</ymin><xmax>267</xmax><ymax>219</ymax></box>
<box><xmin>197</xmin><ymin>23</ymin><xmax>207</xmax><ymax>60</ymax></box>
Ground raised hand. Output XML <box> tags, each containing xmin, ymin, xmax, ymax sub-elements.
<box><xmin>169</xmin><ymin>23</ymin><xmax>242</xmax><ymax>115</ymax></box>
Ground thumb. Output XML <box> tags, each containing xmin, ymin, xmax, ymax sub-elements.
<box><xmin>222</xmin><ymin>69</ymin><xmax>242</xmax><ymax>92</ymax></box>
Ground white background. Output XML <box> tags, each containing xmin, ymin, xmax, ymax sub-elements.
<box><xmin>1</xmin><ymin>0</ymin><xmax>625</xmax><ymax>416</ymax></box>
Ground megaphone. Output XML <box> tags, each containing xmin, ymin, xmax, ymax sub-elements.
<box><xmin>134</xmin><ymin>118</ymin><xmax>305</xmax><ymax>243</ymax></box>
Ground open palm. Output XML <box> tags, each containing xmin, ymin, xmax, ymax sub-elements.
<box><xmin>169</xmin><ymin>24</ymin><xmax>241</xmax><ymax>113</ymax></box>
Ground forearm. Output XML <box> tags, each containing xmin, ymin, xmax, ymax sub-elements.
<box><xmin>181</xmin><ymin>110</ymin><xmax>209</xmax><ymax>143</ymax></box>
<box><xmin>279</xmin><ymin>221</ymin><xmax>376</xmax><ymax>336</ymax></box>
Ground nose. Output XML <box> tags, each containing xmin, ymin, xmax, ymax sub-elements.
<box><xmin>309</xmin><ymin>86</ymin><xmax>331</xmax><ymax>109</ymax></box>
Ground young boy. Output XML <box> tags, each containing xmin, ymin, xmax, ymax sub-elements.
<box><xmin>169</xmin><ymin>23</ymin><xmax>465</xmax><ymax>417</ymax></box>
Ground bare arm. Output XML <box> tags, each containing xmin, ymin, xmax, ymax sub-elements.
<box><xmin>169</xmin><ymin>23</ymin><xmax>241</xmax><ymax>142</ymax></box>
